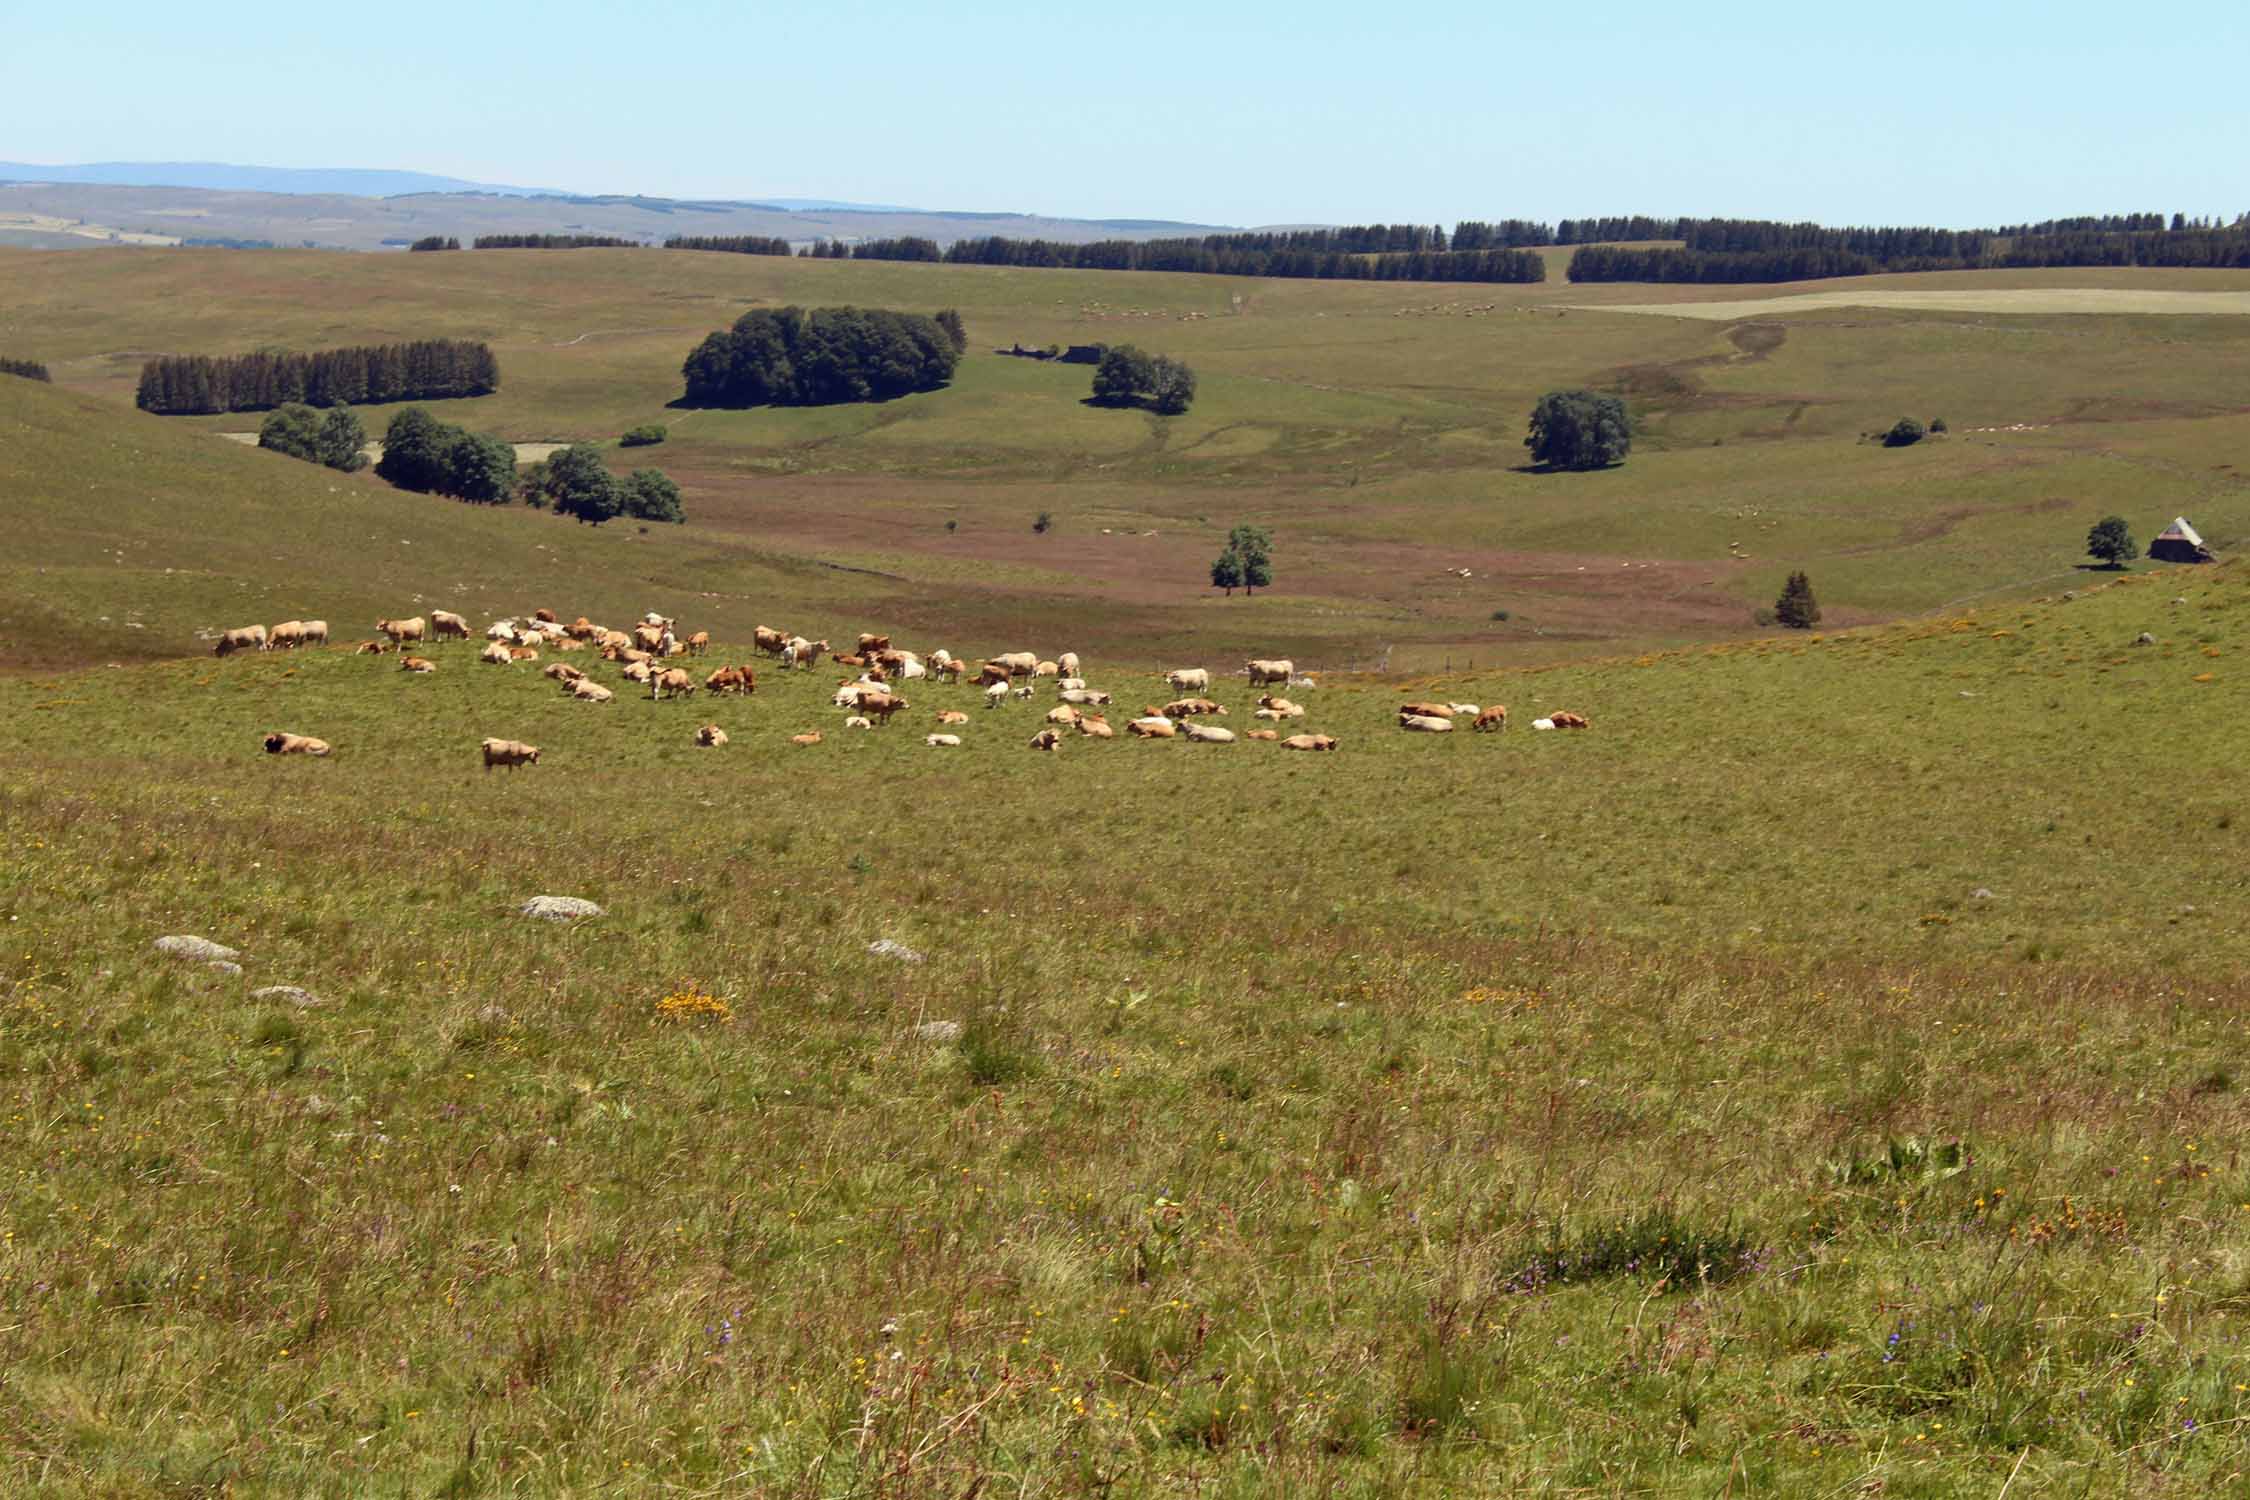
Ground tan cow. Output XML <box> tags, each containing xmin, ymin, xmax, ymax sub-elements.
<box><xmin>1046</xmin><ymin>704</ymin><xmax>1082</xmax><ymax>727</ymax></box>
<box><xmin>351</xmin><ymin>638</ymin><xmax>392</xmax><ymax>655</ymax></box>
<box><xmin>694</xmin><ymin>724</ymin><xmax>729</xmax><ymax>747</ymax></box>
<box><xmin>856</xmin><ymin>690</ymin><xmax>908</xmax><ymax>725</ymax></box>
<box><xmin>857</xmin><ymin>633</ymin><xmax>891</xmax><ymax>654</ymax></box>
<box><xmin>935</xmin><ymin>709</ymin><xmax>970</xmax><ymax>725</ymax></box>
<box><xmin>1077</xmin><ymin>713</ymin><xmax>1114</xmax><ymax>739</ymax></box>
<box><xmin>934</xmin><ymin>658</ymin><xmax>965</xmax><ymax>681</ymax></box>
<box><xmin>1163</xmin><ymin>697</ymin><xmax>1227</xmax><ymax>719</ymax></box>
<box><xmin>1183</xmin><ymin>722</ymin><xmax>1236</xmax><ymax>744</ymax></box>
<box><xmin>213</xmin><ymin>625</ymin><xmax>266</xmax><ymax>656</ymax></box>
<box><xmin>480</xmin><ymin>641</ymin><xmax>515</xmax><ymax>665</ymax></box>
<box><xmin>621</xmin><ymin>660</ymin><xmax>655</xmax><ymax>684</ymax></box>
<box><xmin>1399</xmin><ymin>701</ymin><xmax>1455</xmax><ymax>720</ymax></box>
<box><xmin>1246</xmin><ymin>728</ymin><xmax>1280</xmax><ymax>741</ymax></box>
<box><xmin>1473</xmin><ymin>706</ymin><xmax>1510</xmax><ymax>732</ymax></box>
<box><xmin>1551</xmin><ymin>710</ymin><xmax>1590</xmax><ymax>729</ymax></box>
<box><xmin>262</xmin><ymin>732</ymin><xmax>331</xmax><ymax>757</ymax></box>
<box><xmin>1281</xmin><ymin>734</ymin><xmax>1340</xmax><ymax>752</ymax></box>
<box><xmin>566</xmin><ymin>616</ymin><xmax>599</xmax><ymax>640</ymax></box>
<box><xmin>570</xmin><ymin>679</ymin><xmax>615</xmax><ymax>703</ymax></box>
<box><xmin>377</xmin><ymin>616</ymin><xmax>427</xmax><ymax>646</ymax></box>
<box><xmin>1245</xmin><ymin>658</ymin><xmax>1293</xmax><ymax>686</ymax></box>
<box><xmin>789</xmin><ymin>731</ymin><xmax>823</xmax><ymax>747</ymax></box>
<box><xmin>1398</xmin><ymin>713</ymin><xmax>1454</xmax><ymax>733</ymax></box>
<box><xmin>1059</xmin><ymin>688</ymin><xmax>1112</xmax><ymax>706</ymax></box>
<box><xmin>1256</xmin><ymin>695</ymin><xmax>1306</xmax><ymax>718</ymax></box>
<box><xmin>507</xmin><ymin>644</ymin><xmax>539</xmax><ymax>662</ymax></box>
<box><xmin>400</xmin><ymin>656</ymin><xmax>437</xmax><ymax>674</ymax></box>
<box><xmin>300</xmin><ymin>620</ymin><xmax>329</xmax><ymax>648</ymax></box>
<box><xmin>686</xmin><ymin>631</ymin><xmax>710</xmax><ymax>656</ymax></box>
<box><xmin>754</xmin><ymin>626</ymin><xmax>789</xmax><ymax>657</ymax></box>
<box><xmin>480</xmin><ymin>737</ymin><xmax>540</xmax><ymax>771</ymax></box>
<box><xmin>925</xmin><ymin>732</ymin><xmax>963</xmax><ymax>747</ymax></box>
<box><xmin>431</xmin><ymin>610</ymin><xmax>471</xmax><ymax>640</ymax></box>
<box><xmin>704</xmin><ymin>665</ymin><xmax>755</xmax><ymax>696</ymax></box>
<box><xmin>1028</xmin><ymin>727</ymin><xmax>1064</xmax><ymax>752</ymax></box>
<box><xmin>1164</xmin><ymin>667</ymin><xmax>1211</xmax><ymax>693</ymax></box>
<box><xmin>265</xmin><ymin>620</ymin><xmax>307</xmax><ymax>651</ymax></box>
<box><xmin>1058</xmin><ymin>651</ymin><xmax>1080</xmax><ymax>677</ymax></box>
<box><xmin>1128</xmin><ymin>717</ymin><xmax>1177</xmax><ymax>738</ymax></box>
<box><xmin>543</xmin><ymin>662</ymin><xmax>587</xmax><ymax>684</ymax></box>
<box><xmin>992</xmin><ymin>651</ymin><xmax>1039</xmax><ymax>678</ymax></box>
<box><xmin>651</xmin><ymin>668</ymin><xmax>696</xmax><ymax>701</ymax></box>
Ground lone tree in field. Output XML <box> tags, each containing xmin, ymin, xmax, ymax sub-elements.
<box><xmin>1525</xmin><ymin>389</ymin><xmax>1630</xmax><ymax>470</ymax></box>
<box><xmin>1882</xmin><ymin>417</ymin><xmax>1927</xmax><ymax>448</ymax></box>
<box><xmin>1210</xmin><ymin>548</ymin><xmax>1244</xmax><ymax>596</ymax></box>
<box><xmin>1091</xmin><ymin>345</ymin><xmax>1197</xmax><ymax>414</ymax></box>
<box><xmin>2086</xmin><ymin>515</ymin><xmax>2139</xmax><ymax>569</ymax></box>
<box><xmin>1774</xmin><ymin>571</ymin><xmax>1822</xmax><ymax>629</ymax></box>
<box><xmin>1211</xmin><ymin>524</ymin><xmax>1274</xmax><ymax>597</ymax></box>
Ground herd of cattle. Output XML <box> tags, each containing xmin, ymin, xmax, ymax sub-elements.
<box><xmin>225</xmin><ymin>607</ymin><xmax>1589</xmax><ymax>767</ymax></box>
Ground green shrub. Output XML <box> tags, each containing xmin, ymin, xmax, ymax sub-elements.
<box><xmin>620</xmin><ymin>424</ymin><xmax>667</xmax><ymax>447</ymax></box>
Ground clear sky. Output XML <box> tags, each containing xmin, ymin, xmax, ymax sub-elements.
<box><xmin>5</xmin><ymin>0</ymin><xmax>2244</xmax><ymax>228</ymax></box>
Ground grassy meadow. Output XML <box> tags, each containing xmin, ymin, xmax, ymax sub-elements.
<box><xmin>6</xmin><ymin>243</ymin><xmax>2250</xmax><ymax>1494</ymax></box>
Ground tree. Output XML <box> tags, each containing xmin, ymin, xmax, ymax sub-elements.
<box><xmin>1149</xmin><ymin>356</ymin><xmax>1197</xmax><ymax>415</ymax></box>
<box><xmin>443</xmin><ymin>431</ymin><xmax>519</xmax><ymax>504</ymax></box>
<box><xmin>1225</xmin><ymin>524</ymin><xmax>1275</xmax><ymax>596</ymax></box>
<box><xmin>375</xmin><ymin>408</ymin><xmax>449</xmax><ymax>491</ymax></box>
<box><xmin>315</xmin><ymin>407</ymin><xmax>368</xmax><ymax>471</ymax></box>
<box><xmin>1882</xmin><ymin>417</ymin><xmax>1927</xmax><ymax>447</ymax></box>
<box><xmin>1774</xmin><ymin>571</ymin><xmax>1821</xmax><ymax>629</ymax></box>
<box><xmin>621</xmin><ymin>468</ymin><xmax>685</xmax><ymax>524</ymax></box>
<box><xmin>1090</xmin><ymin>345</ymin><xmax>1196</xmax><ymax>413</ymax></box>
<box><xmin>543</xmin><ymin>444</ymin><xmax>622</xmax><ymax>525</ymax></box>
<box><xmin>257</xmin><ymin>403</ymin><xmax>324</xmax><ymax>464</ymax></box>
<box><xmin>2086</xmin><ymin>515</ymin><xmax>2139</xmax><ymax>569</ymax></box>
<box><xmin>620</xmin><ymin>423</ymin><xmax>667</xmax><ymax>447</ymax></box>
<box><xmin>1525</xmin><ymin>389</ymin><xmax>1630</xmax><ymax>470</ymax></box>
<box><xmin>934</xmin><ymin>308</ymin><xmax>967</xmax><ymax>354</ymax></box>
<box><xmin>1210</xmin><ymin>549</ymin><xmax>1244</xmax><ymax>595</ymax></box>
<box><xmin>1033</xmin><ymin>511</ymin><xmax>1053</xmax><ymax>534</ymax></box>
<box><xmin>681</xmin><ymin>306</ymin><xmax>959</xmax><ymax>408</ymax></box>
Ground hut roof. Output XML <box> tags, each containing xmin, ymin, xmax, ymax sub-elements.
<box><xmin>2157</xmin><ymin>517</ymin><xmax>2205</xmax><ymax>547</ymax></box>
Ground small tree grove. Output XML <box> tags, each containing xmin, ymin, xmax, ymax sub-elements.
<box><xmin>1525</xmin><ymin>389</ymin><xmax>1631</xmax><ymax>470</ymax></box>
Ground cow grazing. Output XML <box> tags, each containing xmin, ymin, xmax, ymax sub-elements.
<box><xmin>1473</xmin><ymin>706</ymin><xmax>1510</xmax><ymax>732</ymax></box>
<box><xmin>686</xmin><ymin>631</ymin><xmax>710</xmax><ymax>656</ymax></box>
<box><xmin>1281</xmin><ymin>734</ymin><xmax>1340</xmax><ymax>752</ymax></box>
<box><xmin>993</xmin><ymin>651</ymin><xmax>1039</xmax><ymax>679</ymax></box>
<box><xmin>926</xmin><ymin>733</ymin><xmax>963</xmax><ymax>747</ymax></box>
<box><xmin>857</xmin><ymin>690</ymin><xmax>908</xmax><ymax>724</ymax></box>
<box><xmin>400</xmin><ymin>656</ymin><xmax>437</xmax><ymax>674</ymax></box>
<box><xmin>1245</xmin><ymin>658</ymin><xmax>1293</xmax><ymax>686</ymax></box>
<box><xmin>1183</xmin><ymin>722</ymin><xmax>1237</xmax><ymax>744</ymax></box>
<box><xmin>431</xmin><ymin>611</ymin><xmax>471</xmax><ymax>639</ymax></box>
<box><xmin>935</xmin><ymin>658</ymin><xmax>965</xmax><ymax>681</ymax></box>
<box><xmin>790</xmin><ymin>731</ymin><xmax>823</xmax><ymax>747</ymax></box>
<box><xmin>213</xmin><ymin>625</ymin><xmax>267</xmax><ymax>657</ymax></box>
<box><xmin>694</xmin><ymin>724</ymin><xmax>728</xmax><ymax>747</ymax></box>
<box><xmin>983</xmin><ymin>681</ymin><xmax>1008</xmax><ymax>708</ymax></box>
<box><xmin>300</xmin><ymin>620</ymin><xmax>329</xmax><ymax>648</ymax></box>
<box><xmin>1029</xmin><ymin>727</ymin><xmax>1064</xmax><ymax>752</ymax></box>
<box><xmin>265</xmin><ymin>620</ymin><xmax>307</xmax><ymax>651</ymax></box>
<box><xmin>1165</xmin><ymin>667</ymin><xmax>1211</xmax><ymax>693</ymax></box>
<box><xmin>480</xmin><ymin>737</ymin><xmax>540</xmax><ymax>771</ymax></box>
<box><xmin>1398</xmin><ymin>713</ymin><xmax>1454</xmax><ymax>733</ymax></box>
<box><xmin>262</xmin><ymin>732</ymin><xmax>331</xmax><ymax>757</ymax></box>
<box><xmin>651</xmin><ymin>668</ymin><xmax>696</xmax><ymax>701</ymax></box>
<box><xmin>705</xmin><ymin>665</ymin><xmax>754</xmax><ymax>696</ymax></box>
<box><xmin>570</xmin><ymin>679</ymin><xmax>615</xmax><ymax>703</ymax></box>
<box><xmin>1058</xmin><ymin>651</ymin><xmax>1080</xmax><ymax>677</ymax></box>
<box><xmin>377</xmin><ymin>616</ymin><xmax>427</xmax><ymax>645</ymax></box>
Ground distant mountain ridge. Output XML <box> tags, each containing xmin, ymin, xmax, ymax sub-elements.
<box><xmin>0</xmin><ymin>161</ymin><xmax>568</xmax><ymax>198</ymax></box>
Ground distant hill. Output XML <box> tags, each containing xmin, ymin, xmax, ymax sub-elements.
<box><xmin>0</xmin><ymin>160</ymin><xmax>567</xmax><ymax>198</ymax></box>
<box><xmin>0</xmin><ymin>180</ymin><xmax>1237</xmax><ymax>253</ymax></box>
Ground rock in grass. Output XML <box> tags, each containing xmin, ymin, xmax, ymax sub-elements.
<box><xmin>253</xmin><ymin>984</ymin><xmax>324</xmax><ymax>1008</ymax></box>
<box><xmin>155</xmin><ymin>935</ymin><xmax>239</xmax><ymax>963</ymax></box>
<box><xmin>914</xmin><ymin>1020</ymin><xmax>963</xmax><ymax>1044</ymax></box>
<box><xmin>868</xmin><ymin>938</ymin><xmax>925</xmax><ymax>964</ymax></box>
<box><xmin>521</xmin><ymin>896</ymin><xmax>603</xmax><ymax>923</ymax></box>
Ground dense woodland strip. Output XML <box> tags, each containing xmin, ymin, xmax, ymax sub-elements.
<box><xmin>135</xmin><ymin>340</ymin><xmax>499</xmax><ymax>415</ymax></box>
<box><xmin>1</xmin><ymin>356</ymin><xmax>51</xmax><ymax>382</ymax></box>
<box><xmin>664</xmin><ymin>235</ymin><xmax>794</xmax><ymax>256</ymax></box>
<box><xmin>471</xmin><ymin>235</ymin><xmax>636</xmax><ymax>250</ymax></box>
<box><xmin>937</xmin><ymin>235</ymin><xmax>1545</xmax><ymax>283</ymax></box>
<box><xmin>681</xmin><ymin>306</ymin><xmax>965</xmax><ymax>408</ymax></box>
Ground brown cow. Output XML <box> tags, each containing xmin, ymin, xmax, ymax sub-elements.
<box><xmin>213</xmin><ymin>625</ymin><xmax>267</xmax><ymax>656</ymax></box>
<box><xmin>1399</xmin><ymin>701</ymin><xmax>1455</xmax><ymax>720</ymax></box>
<box><xmin>1127</xmin><ymin>717</ymin><xmax>1176</xmax><ymax>739</ymax></box>
<box><xmin>856</xmin><ymin>690</ymin><xmax>908</xmax><ymax>725</ymax></box>
<box><xmin>400</xmin><ymin>656</ymin><xmax>437</xmax><ymax>673</ymax></box>
<box><xmin>934</xmin><ymin>709</ymin><xmax>970</xmax><ymax>726</ymax></box>
<box><xmin>566</xmin><ymin>616</ymin><xmax>598</xmax><ymax>640</ymax></box>
<box><xmin>704</xmin><ymin>665</ymin><xmax>754</xmax><ymax>696</ymax></box>
<box><xmin>351</xmin><ymin>638</ymin><xmax>393</xmax><ymax>655</ymax></box>
<box><xmin>935</xmin><ymin>658</ymin><xmax>965</xmax><ymax>681</ymax></box>
<box><xmin>789</xmin><ymin>731</ymin><xmax>823</xmax><ymax>747</ymax></box>
<box><xmin>1551</xmin><ymin>710</ymin><xmax>1590</xmax><ymax>729</ymax></box>
<box><xmin>1473</xmin><ymin>706</ymin><xmax>1510</xmax><ymax>732</ymax></box>
<box><xmin>262</xmin><ymin>732</ymin><xmax>332</xmax><ymax>757</ymax></box>
<box><xmin>754</xmin><ymin>626</ymin><xmax>789</xmax><ymax>657</ymax></box>
<box><xmin>686</xmin><ymin>631</ymin><xmax>710</xmax><ymax>656</ymax></box>
<box><xmin>1246</xmin><ymin>728</ymin><xmax>1280</xmax><ymax>741</ymax></box>
<box><xmin>1077</xmin><ymin>714</ymin><xmax>1114</xmax><ymax>739</ymax></box>
<box><xmin>694</xmin><ymin>724</ymin><xmax>729</xmax><ymax>747</ymax></box>
<box><xmin>1281</xmin><ymin>734</ymin><xmax>1340</xmax><ymax>752</ymax></box>
<box><xmin>1028</xmin><ymin>727</ymin><xmax>1064</xmax><ymax>752</ymax></box>
<box><xmin>533</xmin><ymin>608</ymin><xmax>558</xmax><ymax>624</ymax></box>
<box><xmin>857</xmin><ymin>633</ymin><xmax>891</xmax><ymax>654</ymax></box>
<box><xmin>377</xmin><ymin>616</ymin><xmax>427</xmax><ymax>645</ymax></box>
<box><xmin>651</xmin><ymin>668</ymin><xmax>696</xmax><ymax>701</ymax></box>
<box><xmin>1163</xmin><ymin>697</ymin><xmax>1227</xmax><ymax>719</ymax></box>
<box><xmin>480</xmin><ymin>737</ymin><xmax>540</xmax><ymax>771</ymax></box>
<box><xmin>543</xmin><ymin>662</ymin><xmax>587</xmax><ymax>684</ymax></box>
<box><xmin>507</xmin><ymin>644</ymin><xmax>539</xmax><ymax>662</ymax></box>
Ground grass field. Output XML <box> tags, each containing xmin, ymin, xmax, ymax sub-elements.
<box><xmin>8</xmin><ymin>244</ymin><xmax>2250</xmax><ymax>1494</ymax></box>
<box><xmin>6</xmin><ymin>247</ymin><xmax>2250</xmax><ymax>672</ymax></box>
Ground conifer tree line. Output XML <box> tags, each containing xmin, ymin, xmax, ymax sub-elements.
<box><xmin>408</xmin><ymin>236</ymin><xmax>460</xmax><ymax>251</ymax></box>
<box><xmin>135</xmin><ymin>341</ymin><xmax>500</xmax><ymax>415</ymax></box>
<box><xmin>664</xmin><ymin>235</ymin><xmax>794</xmax><ymax>256</ymax></box>
<box><xmin>849</xmin><ymin>236</ymin><xmax>943</xmax><ymax>262</ymax></box>
<box><xmin>471</xmin><ymin>234</ymin><xmax>637</xmax><ymax>249</ymax></box>
<box><xmin>0</xmin><ymin>356</ymin><xmax>50</xmax><ymax>382</ymax></box>
<box><xmin>938</xmin><ymin>236</ymin><xmax>1544</xmax><ymax>284</ymax></box>
<box><xmin>680</xmin><ymin>306</ymin><xmax>966</xmax><ymax>408</ymax></box>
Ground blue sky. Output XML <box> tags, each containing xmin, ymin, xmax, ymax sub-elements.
<box><xmin>5</xmin><ymin>0</ymin><xmax>2245</xmax><ymax>227</ymax></box>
